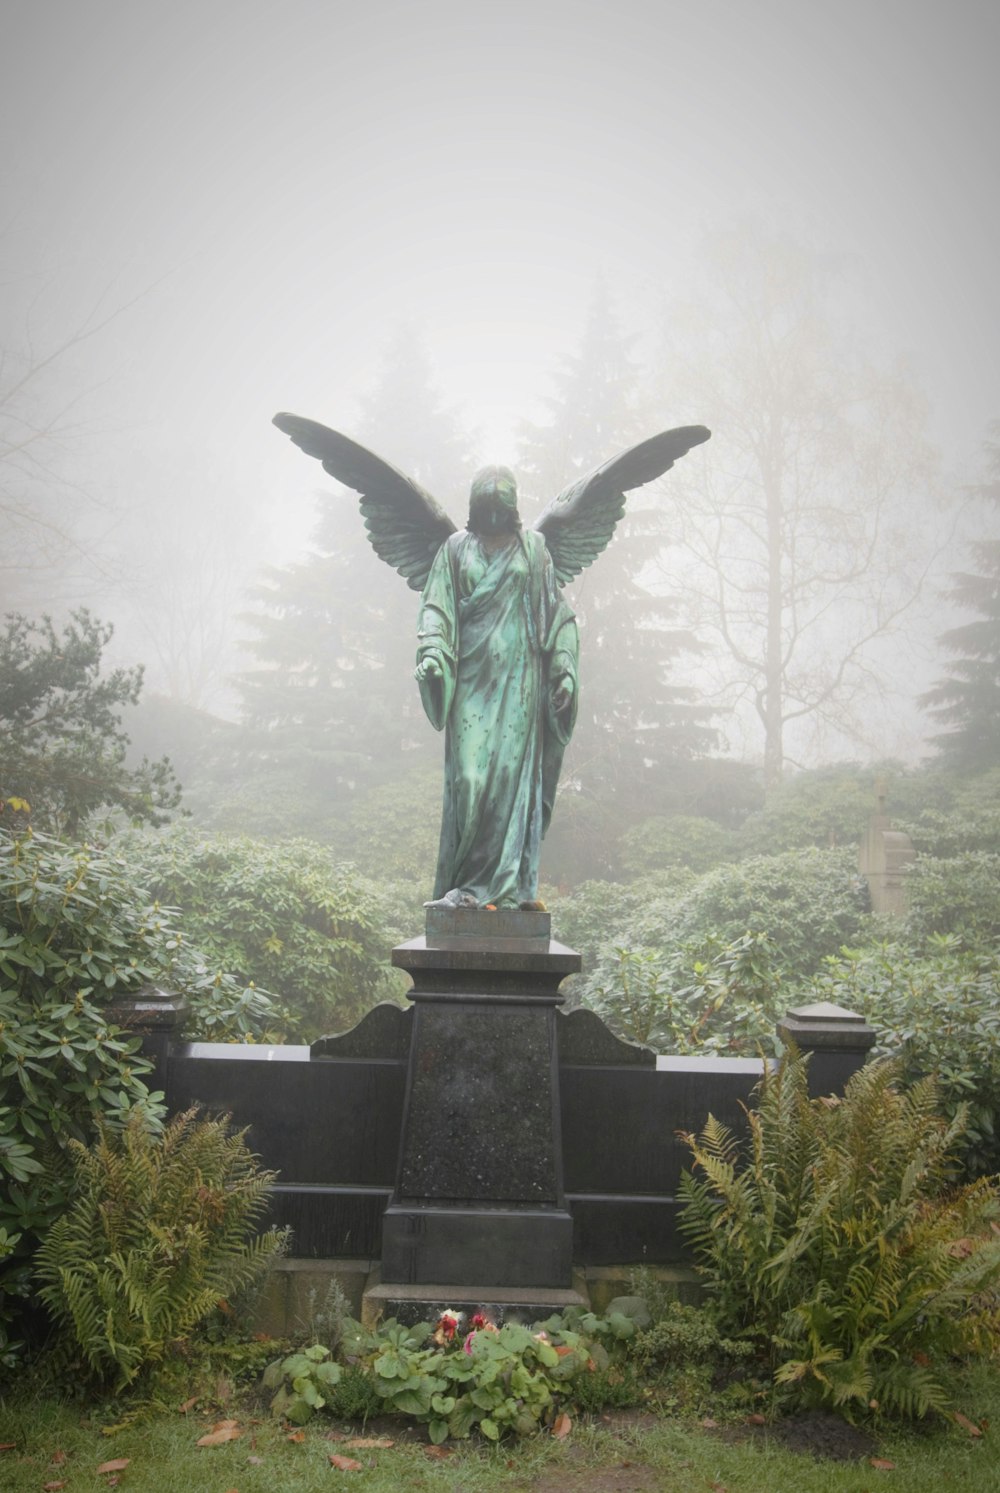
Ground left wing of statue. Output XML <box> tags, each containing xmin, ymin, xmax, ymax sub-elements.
<box><xmin>272</xmin><ymin>413</ymin><xmax>458</xmax><ymax>592</ymax></box>
<box><xmin>532</xmin><ymin>425</ymin><xmax>711</xmax><ymax>585</ymax></box>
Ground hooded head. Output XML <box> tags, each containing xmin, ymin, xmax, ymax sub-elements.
<box><xmin>467</xmin><ymin>464</ymin><xmax>521</xmax><ymax>535</ymax></box>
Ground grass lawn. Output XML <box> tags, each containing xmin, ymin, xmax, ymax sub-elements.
<box><xmin>1</xmin><ymin>1362</ymin><xmax>996</xmax><ymax>1493</ymax></box>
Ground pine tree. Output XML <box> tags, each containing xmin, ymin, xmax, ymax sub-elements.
<box><xmin>923</xmin><ymin>426</ymin><xmax>1000</xmax><ymax>770</ymax></box>
<box><xmin>232</xmin><ymin>328</ymin><xmax>475</xmax><ymax>840</ymax></box>
<box><xmin>517</xmin><ymin>285</ymin><xmax>714</xmax><ymax>874</ymax></box>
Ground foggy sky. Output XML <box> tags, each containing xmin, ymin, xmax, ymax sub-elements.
<box><xmin>2</xmin><ymin>0</ymin><xmax>998</xmax><ymax>566</ymax></box>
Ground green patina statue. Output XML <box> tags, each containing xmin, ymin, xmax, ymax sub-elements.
<box><xmin>273</xmin><ymin>414</ymin><xmax>710</xmax><ymax>909</ymax></box>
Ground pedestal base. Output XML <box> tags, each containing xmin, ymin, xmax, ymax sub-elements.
<box><xmin>382</xmin><ymin>1203</ymin><xmax>575</xmax><ymax>1288</ymax></box>
<box><xmin>381</xmin><ymin>911</ymin><xmax>580</xmax><ymax>1295</ymax></box>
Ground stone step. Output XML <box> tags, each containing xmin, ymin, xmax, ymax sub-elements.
<box><xmin>361</xmin><ymin>1266</ymin><xmax>590</xmax><ymax>1329</ymax></box>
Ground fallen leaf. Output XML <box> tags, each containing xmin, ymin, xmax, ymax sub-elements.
<box><xmin>870</xmin><ymin>1457</ymin><xmax>896</xmax><ymax>1470</ymax></box>
<box><xmin>747</xmin><ymin>1413</ymin><xmax>767</xmax><ymax>1425</ymax></box>
<box><xmin>43</xmin><ymin>1482</ymin><xmax>68</xmax><ymax>1491</ymax></box>
<box><xmin>178</xmin><ymin>1396</ymin><xmax>199</xmax><ymax>1414</ymax></box>
<box><xmin>424</xmin><ymin>1445</ymin><xmax>453</xmax><ymax>1460</ymax></box>
<box><xmin>700</xmin><ymin>1416</ymin><xmax>720</xmax><ymax>1429</ymax></box>
<box><xmin>343</xmin><ymin>1437</ymin><xmax>394</xmax><ymax>1449</ymax></box>
<box><xmin>107</xmin><ymin>1480</ymin><xmax>120</xmax><ymax>1489</ymax></box>
<box><xmin>711</xmin><ymin>1482</ymin><xmax>728</xmax><ymax>1492</ymax></box>
<box><xmin>328</xmin><ymin>1453</ymin><xmax>363</xmax><ymax>1470</ymax></box>
<box><xmin>197</xmin><ymin>1426</ymin><xmax>242</xmax><ymax>1447</ymax></box>
<box><xmin>953</xmin><ymin>1411</ymin><xmax>983</xmax><ymax>1438</ymax></box>
<box><xmin>913</xmin><ymin>1352</ymin><xmax>930</xmax><ymax>1368</ymax></box>
<box><xmin>948</xmin><ymin>1237</ymin><xmax>974</xmax><ymax>1259</ymax></box>
<box><xmin>323</xmin><ymin>1431</ymin><xmax>347</xmax><ymax>1442</ymax></box>
<box><xmin>50</xmin><ymin>1450</ymin><xmax>68</xmax><ymax>1464</ymax></box>
<box><xmin>0</xmin><ymin>1443</ymin><xmax>16</xmax><ymax>1451</ymax></box>
<box><xmin>97</xmin><ymin>1459</ymin><xmax>131</xmax><ymax>1474</ymax></box>
<box><xmin>285</xmin><ymin>1431</ymin><xmax>306</xmax><ymax>1443</ymax></box>
<box><xmin>552</xmin><ymin>1412</ymin><xmax>572</xmax><ymax>1440</ymax></box>
<box><xmin>247</xmin><ymin>1456</ymin><xmax>264</xmax><ymax>1465</ymax></box>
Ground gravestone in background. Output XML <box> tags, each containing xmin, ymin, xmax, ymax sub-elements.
<box><xmin>858</xmin><ymin>777</ymin><xmax>915</xmax><ymax>916</ymax></box>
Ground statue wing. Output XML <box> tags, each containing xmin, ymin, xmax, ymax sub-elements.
<box><xmin>273</xmin><ymin>413</ymin><xmax>458</xmax><ymax>591</ymax></box>
<box><xmin>532</xmin><ymin>425</ymin><xmax>711</xmax><ymax>585</ymax></box>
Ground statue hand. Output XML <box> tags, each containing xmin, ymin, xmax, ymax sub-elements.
<box><xmin>415</xmin><ymin>655</ymin><xmax>443</xmax><ymax>683</ymax></box>
<box><xmin>551</xmin><ymin>677</ymin><xmax>575</xmax><ymax>714</ymax></box>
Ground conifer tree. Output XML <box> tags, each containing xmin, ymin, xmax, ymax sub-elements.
<box><xmin>923</xmin><ymin>426</ymin><xmax>1000</xmax><ymax>770</ymax></box>
<box><xmin>233</xmin><ymin>328</ymin><xmax>475</xmax><ymax>839</ymax></box>
<box><xmin>517</xmin><ymin>285</ymin><xmax>714</xmax><ymax>869</ymax></box>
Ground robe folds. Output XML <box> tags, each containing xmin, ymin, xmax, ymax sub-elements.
<box><xmin>416</xmin><ymin>527</ymin><xmax>579</xmax><ymax>908</ymax></box>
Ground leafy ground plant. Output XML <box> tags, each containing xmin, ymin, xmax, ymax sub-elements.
<box><xmin>679</xmin><ymin>1047</ymin><xmax>1000</xmax><ymax>1418</ymax></box>
<box><xmin>263</xmin><ymin>1303</ymin><xmax>646</xmax><ymax>1443</ymax></box>
<box><xmin>35</xmin><ymin>1107</ymin><xmax>286</xmax><ymax>1387</ymax></box>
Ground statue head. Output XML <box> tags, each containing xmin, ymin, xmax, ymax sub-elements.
<box><xmin>467</xmin><ymin>465</ymin><xmax>521</xmax><ymax>535</ymax></box>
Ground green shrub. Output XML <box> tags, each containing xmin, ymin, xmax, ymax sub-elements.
<box><xmin>0</xmin><ymin>828</ymin><xmax>281</xmax><ymax>1366</ymax></box>
<box><xmin>575</xmin><ymin>849</ymin><xmax>868</xmax><ymax>1003</ymax></box>
<box><xmin>586</xmin><ymin>933</ymin><xmax>780</xmax><ymax>1054</ymax></box>
<box><xmin>115</xmin><ymin>826</ymin><xmax>399</xmax><ymax>1040</ymax></box>
<box><xmin>738</xmin><ymin>765</ymin><xmax>885</xmax><ymax>856</ymax></box>
<box><xmin>634</xmin><ymin>1300</ymin><xmax>755</xmax><ymax>1369</ymax></box>
<box><xmin>679</xmin><ymin>1050</ymin><xmax>1000</xmax><ymax>1419</ymax></box>
<box><xmin>669</xmin><ymin>848</ymin><xmax>869</xmax><ymax>980</ymax></box>
<box><xmin>36</xmin><ymin>1107</ymin><xmax>285</xmax><ymax>1388</ymax></box>
<box><xmin>895</xmin><ymin>767</ymin><xmax>1000</xmax><ymax>857</ymax></box>
<box><xmin>809</xmin><ymin>939</ymin><xmax>1000</xmax><ymax>1177</ymax></box>
<box><xmin>546</xmin><ymin>878</ymin><xmax>666</xmax><ymax>978</ymax></box>
<box><xmin>619</xmin><ymin>816</ymin><xmax>737</xmax><ymax>877</ymax></box>
<box><xmin>903</xmin><ymin>852</ymin><xmax>1000</xmax><ymax>948</ymax></box>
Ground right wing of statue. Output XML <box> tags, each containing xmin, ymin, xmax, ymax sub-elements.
<box><xmin>272</xmin><ymin>413</ymin><xmax>458</xmax><ymax>592</ymax></box>
<box><xmin>532</xmin><ymin>425</ymin><xmax>711</xmax><ymax>585</ymax></box>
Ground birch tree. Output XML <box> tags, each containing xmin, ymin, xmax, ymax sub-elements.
<box><xmin>658</xmin><ymin>227</ymin><xmax>944</xmax><ymax>790</ymax></box>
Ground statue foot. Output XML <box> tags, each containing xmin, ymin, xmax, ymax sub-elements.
<box><xmin>423</xmin><ymin>888</ymin><xmax>478</xmax><ymax>910</ymax></box>
<box><xmin>519</xmin><ymin>899</ymin><xmax>547</xmax><ymax>912</ymax></box>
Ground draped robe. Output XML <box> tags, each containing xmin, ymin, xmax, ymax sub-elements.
<box><xmin>416</xmin><ymin>527</ymin><xmax>579</xmax><ymax>908</ymax></box>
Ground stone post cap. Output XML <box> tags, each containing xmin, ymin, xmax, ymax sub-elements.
<box><xmin>107</xmin><ymin>983</ymin><xmax>189</xmax><ymax>1033</ymax></box>
<box><xmin>776</xmin><ymin>1000</ymin><xmax>876</xmax><ymax>1051</ymax></box>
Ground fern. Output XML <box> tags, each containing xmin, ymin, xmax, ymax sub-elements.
<box><xmin>678</xmin><ymin>1047</ymin><xmax>1000</xmax><ymax>1419</ymax></box>
<box><xmin>35</xmin><ymin>1107</ymin><xmax>286</xmax><ymax>1387</ymax></box>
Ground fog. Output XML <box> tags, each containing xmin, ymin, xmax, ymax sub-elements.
<box><xmin>2</xmin><ymin>0</ymin><xmax>998</xmax><ymax>761</ymax></box>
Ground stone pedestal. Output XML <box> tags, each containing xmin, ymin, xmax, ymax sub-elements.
<box><xmin>776</xmin><ymin>1001</ymin><xmax>877</xmax><ymax>1097</ymax></box>
<box><xmin>380</xmin><ymin>910</ymin><xmax>581</xmax><ymax>1295</ymax></box>
<box><xmin>106</xmin><ymin>983</ymin><xmax>189</xmax><ymax>1095</ymax></box>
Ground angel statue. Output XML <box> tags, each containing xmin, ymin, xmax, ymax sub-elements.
<box><xmin>273</xmin><ymin>414</ymin><xmax>710</xmax><ymax>911</ymax></box>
